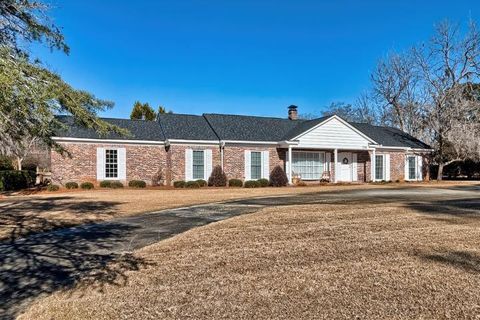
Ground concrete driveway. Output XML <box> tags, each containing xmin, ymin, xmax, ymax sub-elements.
<box><xmin>1</xmin><ymin>185</ymin><xmax>479</xmax><ymax>319</ymax></box>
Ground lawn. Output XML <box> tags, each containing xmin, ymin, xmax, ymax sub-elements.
<box><xmin>19</xmin><ymin>192</ymin><xmax>480</xmax><ymax>319</ymax></box>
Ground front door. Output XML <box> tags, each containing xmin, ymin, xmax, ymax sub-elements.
<box><xmin>338</xmin><ymin>152</ymin><xmax>352</xmax><ymax>182</ymax></box>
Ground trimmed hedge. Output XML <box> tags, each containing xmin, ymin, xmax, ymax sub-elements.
<box><xmin>65</xmin><ymin>182</ymin><xmax>79</xmax><ymax>189</ymax></box>
<box><xmin>196</xmin><ymin>179</ymin><xmax>207</xmax><ymax>187</ymax></box>
<box><xmin>228</xmin><ymin>179</ymin><xmax>243</xmax><ymax>187</ymax></box>
<box><xmin>257</xmin><ymin>178</ymin><xmax>269</xmax><ymax>187</ymax></box>
<box><xmin>128</xmin><ymin>180</ymin><xmax>147</xmax><ymax>188</ymax></box>
<box><xmin>0</xmin><ymin>170</ymin><xmax>36</xmax><ymax>191</ymax></box>
<box><xmin>174</xmin><ymin>180</ymin><xmax>186</xmax><ymax>188</ymax></box>
<box><xmin>185</xmin><ymin>181</ymin><xmax>200</xmax><ymax>189</ymax></box>
<box><xmin>269</xmin><ymin>165</ymin><xmax>289</xmax><ymax>187</ymax></box>
<box><xmin>80</xmin><ymin>182</ymin><xmax>94</xmax><ymax>190</ymax></box>
<box><xmin>208</xmin><ymin>165</ymin><xmax>227</xmax><ymax>187</ymax></box>
<box><xmin>100</xmin><ymin>180</ymin><xmax>124</xmax><ymax>188</ymax></box>
<box><xmin>47</xmin><ymin>184</ymin><xmax>60</xmax><ymax>191</ymax></box>
<box><xmin>244</xmin><ymin>180</ymin><xmax>261</xmax><ymax>188</ymax></box>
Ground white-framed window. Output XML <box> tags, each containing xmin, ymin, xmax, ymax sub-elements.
<box><xmin>251</xmin><ymin>152</ymin><xmax>262</xmax><ymax>180</ymax></box>
<box><xmin>192</xmin><ymin>150</ymin><xmax>205</xmax><ymax>180</ymax></box>
<box><xmin>292</xmin><ymin>151</ymin><xmax>325</xmax><ymax>180</ymax></box>
<box><xmin>105</xmin><ymin>149</ymin><xmax>118</xmax><ymax>179</ymax></box>
<box><xmin>375</xmin><ymin>154</ymin><xmax>385</xmax><ymax>181</ymax></box>
<box><xmin>407</xmin><ymin>156</ymin><xmax>416</xmax><ymax>180</ymax></box>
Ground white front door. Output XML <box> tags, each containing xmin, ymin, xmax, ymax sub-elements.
<box><xmin>338</xmin><ymin>152</ymin><xmax>352</xmax><ymax>182</ymax></box>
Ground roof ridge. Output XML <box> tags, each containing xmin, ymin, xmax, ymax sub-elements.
<box><xmin>203</xmin><ymin>113</ymin><xmax>297</xmax><ymax>121</ymax></box>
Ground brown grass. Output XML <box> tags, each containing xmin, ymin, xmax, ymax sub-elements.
<box><xmin>19</xmin><ymin>196</ymin><xmax>480</xmax><ymax>319</ymax></box>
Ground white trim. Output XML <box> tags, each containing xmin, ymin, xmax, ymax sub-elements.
<box><xmin>244</xmin><ymin>150</ymin><xmax>251</xmax><ymax>180</ymax></box>
<box><xmin>405</xmin><ymin>155</ymin><xmax>423</xmax><ymax>181</ymax></box>
<box><xmin>352</xmin><ymin>153</ymin><xmax>358</xmax><ymax>182</ymax></box>
<box><xmin>290</xmin><ymin>115</ymin><xmax>377</xmax><ymax>143</ymax></box>
<box><xmin>373</xmin><ymin>153</ymin><xmax>387</xmax><ymax>181</ymax></box>
<box><xmin>96</xmin><ymin>148</ymin><xmax>105</xmax><ymax>180</ymax></box>
<box><xmin>261</xmin><ymin>151</ymin><xmax>269</xmax><ymax>179</ymax></box>
<box><xmin>185</xmin><ymin>149</ymin><xmax>193</xmax><ymax>181</ymax></box>
<box><xmin>223</xmin><ymin>140</ymin><xmax>279</xmax><ymax>145</ymax></box>
<box><xmin>53</xmin><ymin>137</ymin><xmax>164</xmax><ymax>145</ymax></box>
<box><xmin>117</xmin><ymin>148</ymin><xmax>126</xmax><ymax>180</ymax></box>
<box><xmin>204</xmin><ymin>149</ymin><xmax>213</xmax><ymax>180</ymax></box>
<box><xmin>385</xmin><ymin>153</ymin><xmax>391</xmax><ymax>181</ymax></box>
<box><xmin>167</xmin><ymin>139</ymin><xmax>220</xmax><ymax>145</ymax></box>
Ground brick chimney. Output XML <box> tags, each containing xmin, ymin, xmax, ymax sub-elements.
<box><xmin>288</xmin><ymin>105</ymin><xmax>298</xmax><ymax>120</ymax></box>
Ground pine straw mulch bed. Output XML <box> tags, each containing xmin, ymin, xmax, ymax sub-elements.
<box><xmin>19</xmin><ymin>199</ymin><xmax>480</xmax><ymax>319</ymax></box>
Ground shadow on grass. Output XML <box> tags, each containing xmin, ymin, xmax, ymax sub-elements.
<box><xmin>406</xmin><ymin>198</ymin><xmax>480</xmax><ymax>219</ymax></box>
<box><xmin>419</xmin><ymin>250</ymin><xmax>480</xmax><ymax>273</ymax></box>
<box><xmin>0</xmin><ymin>197</ymin><xmax>155</xmax><ymax>320</ymax></box>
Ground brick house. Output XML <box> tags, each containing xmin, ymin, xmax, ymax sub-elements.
<box><xmin>51</xmin><ymin>106</ymin><xmax>432</xmax><ymax>186</ymax></box>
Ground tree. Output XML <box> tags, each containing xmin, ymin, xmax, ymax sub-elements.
<box><xmin>0</xmin><ymin>1</ymin><xmax>124</xmax><ymax>161</ymax></box>
<box><xmin>320</xmin><ymin>101</ymin><xmax>378</xmax><ymax>124</ymax></box>
<box><xmin>130</xmin><ymin>101</ymin><xmax>156</xmax><ymax>120</ymax></box>
<box><xmin>158</xmin><ymin>105</ymin><xmax>173</xmax><ymax>115</ymax></box>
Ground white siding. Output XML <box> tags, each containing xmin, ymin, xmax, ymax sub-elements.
<box><xmin>96</xmin><ymin>148</ymin><xmax>105</xmax><ymax>180</ymax></box>
<box><xmin>296</xmin><ymin>117</ymin><xmax>371</xmax><ymax>149</ymax></box>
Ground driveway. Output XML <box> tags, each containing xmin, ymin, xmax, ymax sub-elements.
<box><xmin>1</xmin><ymin>185</ymin><xmax>479</xmax><ymax>319</ymax></box>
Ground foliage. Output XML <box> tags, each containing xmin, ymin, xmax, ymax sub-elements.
<box><xmin>47</xmin><ymin>184</ymin><xmax>59</xmax><ymax>191</ymax></box>
<box><xmin>80</xmin><ymin>182</ymin><xmax>94</xmax><ymax>190</ymax></box>
<box><xmin>99</xmin><ymin>180</ymin><xmax>112</xmax><ymax>188</ymax></box>
<box><xmin>130</xmin><ymin>101</ymin><xmax>156</xmax><ymax>121</ymax></box>
<box><xmin>173</xmin><ymin>180</ymin><xmax>186</xmax><ymax>188</ymax></box>
<box><xmin>296</xmin><ymin>180</ymin><xmax>307</xmax><ymax>187</ymax></box>
<box><xmin>269</xmin><ymin>165</ymin><xmax>289</xmax><ymax>187</ymax></box>
<box><xmin>244</xmin><ymin>180</ymin><xmax>260</xmax><ymax>188</ymax></box>
<box><xmin>158</xmin><ymin>106</ymin><xmax>172</xmax><ymax>114</ymax></box>
<box><xmin>128</xmin><ymin>180</ymin><xmax>147</xmax><ymax>188</ymax></box>
<box><xmin>196</xmin><ymin>179</ymin><xmax>207</xmax><ymax>187</ymax></box>
<box><xmin>185</xmin><ymin>181</ymin><xmax>200</xmax><ymax>188</ymax></box>
<box><xmin>208</xmin><ymin>165</ymin><xmax>227</xmax><ymax>187</ymax></box>
<box><xmin>228</xmin><ymin>179</ymin><xmax>243</xmax><ymax>187</ymax></box>
<box><xmin>110</xmin><ymin>181</ymin><xmax>124</xmax><ymax>189</ymax></box>
<box><xmin>319</xmin><ymin>101</ymin><xmax>378</xmax><ymax>124</ymax></box>
<box><xmin>0</xmin><ymin>170</ymin><xmax>35</xmax><ymax>191</ymax></box>
<box><xmin>0</xmin><ymin>156</ymin><xmax>14</xmax><ymax>170</ymax></box>
<box><xmin>151</xmin><ymin>169</ymin><xmax>164</xmax><ymax>186</ymax></box>
<box><xmin>257</xmin><ymin>178</ymin><xmax>269</xmax><ymax>187</ymax></box>
<box><xmin>65</xmin><ymin>182</ymin><xmax>79</xmax><ymax>189</ymax></box>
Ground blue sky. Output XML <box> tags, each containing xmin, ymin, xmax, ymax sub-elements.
<box><xmin>38</xmin><ymin>0</ymin><xmax>480</xmax><ymax>118</ymax></box>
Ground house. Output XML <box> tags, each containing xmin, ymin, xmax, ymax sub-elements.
<box><xmin>51</xmin><ymin>106</ymin><xmax>432</xmax><ymax>185</ymax></box>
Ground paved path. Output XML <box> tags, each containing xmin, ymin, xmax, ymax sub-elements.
<box><xmin>1</xmin><ymin>185</ymin><xmax>479</xmax><ymax>319</ymax></box>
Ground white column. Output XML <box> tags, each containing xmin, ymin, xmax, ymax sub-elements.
<box><xmin>333</xmin><ymin>148</ymin><xmax>338</xmax><ymax>183</ymax></box>
<box><xmin>287</xmin><ymin>146</ymin><xmax>293</xmax><ymax>184</ymax></box>
<box><xmin>371</xmin><ymin>148</ymin><xmax>376</xmax><ymax>182</ymax></box>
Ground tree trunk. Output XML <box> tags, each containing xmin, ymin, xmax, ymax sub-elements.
<box><xmin>16</xmin><ymin>157</ymin><xmax>22</xmax><ymax>171</ymax></box>
<box><xmin>437</xmin><ymin>163</ymin><xmax>444</xmax><ymax>181</ymax></box>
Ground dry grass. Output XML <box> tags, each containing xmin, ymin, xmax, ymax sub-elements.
<box><xmin>19</xmin><ymin>196</ymin><xmax>480</xmax><ymax>319</ymax></box>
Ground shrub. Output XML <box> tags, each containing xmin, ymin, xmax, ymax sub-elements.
<box><xmin>152</xmin><ymin>169</ymin><xmax>164</xmax><ymax>186</ymax></box>
<box><xmin>173</xmin><ymin>180</ymin><xmax>186</xmax><ymax>188</ymax></box>
<box><xmin>0</xmin><ymin>156</ymin><xmax>14</xmax><ymax>170</ymax></box>
<box><xmin>257</xmin><ymin>178</ymin><xmax>269</xmax><ymax>187</ymax></box>
<box><xmin>0</xmin><ymin>170</ymin><xmax>36</xmax><ymax>191</ymax></box>
<box><xmin>228</xmin><ymin>179</ymin><xmax>243</xmax><ymax>187</ymax></box>
<box><xmin>110</xmin><ymin>181</ymin><xmax>124</xmax><ymax>189</ymax></box>
<box><xmin>128</xmin><ymin>180</ymin><xmax>147</xmax><ymax>188</ymax></box>
<box><xmin>296</xmin><ymin>180</ymin><xmax>307</xmax><ymax>187</ymax></box>
<box><xmin>196</xmin><ymin>179</ymin><xmax>207</xmax><ymax>187</ymax></box>
<box><xmin>208</xmin><ymin>165</ymin><xmax>227</xmax><ymax>187</ymax></box>
<box><xmin>47</xmin><ymin>184</ymin><xmax>60</xmax><ymax>191</ymax></box>
<box><xmin>185</xmin><ymin>181</ymin><xmax>200</xmax><ymax>189</ymax></box>
<box><xmin>65</xmin><ymin>182</ymin><xmax>79</xmax><ymax>189</ymax></box>
<box><xmin>269</xmin><ymin>165</ymin><xmax>288</xmax><ymax>187</ymax></box>
<box><xmin>99</xmin><ymin>180</ymin><xmax>112</xmax><ymax>188</ymax></box>
<box><xmin>244</xmin><ymin>180</ymin><xmax>260</xmax><ymax>188</ymax></box>
<box><xmin>80</xmin><ymin>182</ymin><xmax>94</xmax><ymax>190</ymax></box>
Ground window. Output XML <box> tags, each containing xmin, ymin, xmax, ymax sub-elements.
<box><xmin>192</xmin><ymin>151</ymin><xmax>204</xmax><ymax>180</ymax></box>
<box><xmin>375</xmin><ymin>155</ymin><xmax>384</xmax><ymax>181</ymax></box>
<box><xmin>105</xmin><ymin>149</ymin><xmax>118</xmax><ymax>178</ymax></box>
<box><xmin>251</xmin><ymin>152</ymin><xmax>262</xmax><ymax>180</ymax></box>
<box><xmin>292</xmin><ymin>152</ymin><xmax>325</xmax><ymax>180</ymax></box>
<box><xmin>408</xmin><ymin>156</ymin><xmax>416</xmax><ymax>180</ymax></box>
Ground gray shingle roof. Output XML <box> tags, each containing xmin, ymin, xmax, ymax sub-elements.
<box><xmin>55</xmin><ymin>115</ymin><xmax>165</xmax><ymax>141</ymax></box>
<box><xmin>55</xmin><ymin>113</ymin><xmax>431</xmax><ymax>150</ymax></box>
<box><xmin>157</xmin><ymin>113</ymin><xmax>219</xmax><ymax>141</ymax></box>
<box><xmin>203</xmin><ymin>113</ymin><xmax>300</xmax><ymax>141</ymax></box>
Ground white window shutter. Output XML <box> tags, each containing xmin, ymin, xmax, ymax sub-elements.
<box><xmin>204</xmin><ymin>149</ymin><xmax>213</xmax><ymax>180</ymax></box>
<box><xmin>385</xmin><ymin>154</ymin><xmax>391</xmax><ymax>181</ymax></box>
<box><xmin>417</xmin><ymin>155</ymin><xmax>423</xmax><ymax>180</ymax></box>
<box><xmin>185</xmin><ymin>149</ymin><xmax>193</xmax><ymax>181</ymax></box>
<box><xmin>352</xmin><ymin>153</ymin><xmax>358</xmax><ymax>182</ymax></box>
<box><xmin>244</xmin><ymin>150</ymin><xmax>251</xmax><ymax>180</ymax></box>
<box><xmin>404</xmin><ymin>155</ymin><xmax>409</xmax><ymax>180</ymax></box>
<box><xmin>118</xmin><ymin>148</ymin><xmax>127</xmax><ymax>180</ymax></box>
<box><xmin>262</xmin><ymin>151</ymin><xmax>270</xmax><ymax>179</ymax></box>
<box><xmin>96</xmin><ymin>148</ymin><xmax>105</xmax><ymax>181</ymax></box>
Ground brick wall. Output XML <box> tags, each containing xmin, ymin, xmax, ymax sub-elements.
<box><xmin>167</xmin><ymin>144</ymin><xmax>221</xmax><ymax>183</ymax></box>
<box><xmin>223</xmin><ymin>145</ymin><xmax>285</xmax><ymax>180</ymax></box>
<box><xmin>51</xmin><ymin>142</ymin><xmax>167</xmax><ymax>186</ymax></box>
